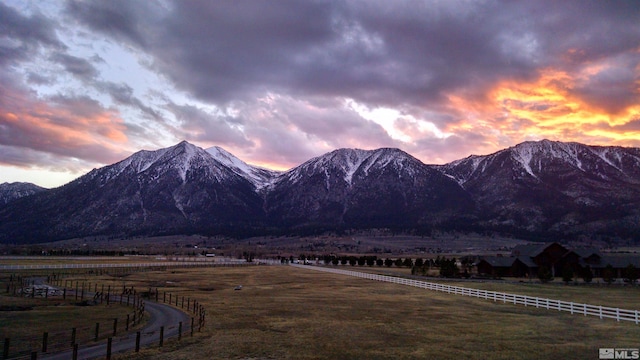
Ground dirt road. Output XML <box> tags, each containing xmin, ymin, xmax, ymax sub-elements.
<box><xmin>41</xmin><ymin>300</ymin><xmax>191</xmax><ymax>359</ymax></box>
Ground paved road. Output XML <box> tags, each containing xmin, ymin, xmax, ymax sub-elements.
<box><xmin>41</xmin><ymin>300</ymin><xmax>191</xmax><ymax>359</ymax></box>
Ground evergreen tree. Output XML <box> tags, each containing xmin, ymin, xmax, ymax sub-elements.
<box><xmin>561</xmin><ymin>265</ymin><xmax>574</xmax><ymax>284</ymax></box>
<box><xmin>623</xmin><ymin>264</ymin><xmax>638</xmax><ymax>284</ymax></box>
<box><xmin>602</xmin><ymin>264</ymin><xmax>615</xmax><ymax>285</ymax></box>
<box><xmin>537</xmin><ymin>265</ymin><xmax>553</xmax><ymax>283</ymax></box>
<box><xmin>439</xmin><ymin>258</ymin><xmax>459</xmax><ymax>278</ymax></box>
<box><xmin>581</xmin><ymin>266</ymin><xmax>593</xmax><ymax>283</ymax></box>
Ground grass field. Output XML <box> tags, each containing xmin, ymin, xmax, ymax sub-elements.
<box><xmin>3</xmin><ymin>264</ymin><xmax>639</xmax><ymax>359</ymax></box>
<box><xmin>0</xmin><ymin>294</ymin><xmax>143</xmax><ymax>356</ymax></box>
<box><xmin>81</xmin><ymin>265</ymin><xmax>640</xmax><ymax>360</ymax></box>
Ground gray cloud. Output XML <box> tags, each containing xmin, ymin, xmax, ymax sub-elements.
<box><xmin>165</xmin><ymin>101</ymin><xmax>254</xmax><ymax>147</ymax></box>
<box><xmin>63</xmin><ymin>0</ymin><xmax>640</xmax><ymax>114</ymax></box>
<box><xmin>2</xmin><ymin>0</ymin><xmax>639</xmax><ymax>186</ymax></box>
<box><xmin>50</xmin><ymin>52</ymin><xmax>99</xmax><ymax>80</ymax></box>
<box><xmin>0</xmin><ymin>2</ymin><xmax>65</xmax><ymax>65</ymax></box>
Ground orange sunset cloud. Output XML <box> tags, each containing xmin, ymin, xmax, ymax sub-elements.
<box><xmin>0</xmin><ymin>91</ymin><xmax>130</xmax><ymax>166</ymax></box>
<box><xmin>446</xmin><ymin>65</ymin><xmax>640</xmax><ymax>149</ymax></box>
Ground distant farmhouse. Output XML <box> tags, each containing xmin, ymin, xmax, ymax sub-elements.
<box><xmin>477</xmin><ymin>242</ymin><xmax>640</xmax><ymax>280</ymax></box>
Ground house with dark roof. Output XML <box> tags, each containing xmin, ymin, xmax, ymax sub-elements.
<box><xmin>510</xmin><ymin>242</ymin><xmax>569</xmax><ymax>277</ymax></box>
<box><xmin>477</xmin><ymin>256</ymin><xmax>537</xmax><ymax>278</ymax></box>
<box><xmin>593</xmin><ymin>255</ymin><xmax>640</xmax><ymax>279</ymax></box>
<box><xmin>477</xmin><ymin>242</ymin><xmax>639</xmax><ymax>280</ymax></box>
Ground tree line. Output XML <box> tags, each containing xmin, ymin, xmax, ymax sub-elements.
<box><xmin>290</xmin><ymin>255</ymin><xmax>470</xmax><ymax>278</ymax></box>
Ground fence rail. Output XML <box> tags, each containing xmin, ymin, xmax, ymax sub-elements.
<box><xmin>0</xmin><ymin>261</ymin><xmax>254</xmax><ymax>271</ymax></box>
<box><xmin>1</xmin><ymin>283</ymin><xmax>205</xmax><ymax>360</ymax></box>
<box><xmin>290</xmin><ymin>264</ymin><xmax>640</xmax><ymax>325</ymax></box>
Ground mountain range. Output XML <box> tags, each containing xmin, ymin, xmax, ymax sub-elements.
<box><xmin>2</xmin><ymin>139</ymin><xmax>640</xmax><ymax>244</ymax></box>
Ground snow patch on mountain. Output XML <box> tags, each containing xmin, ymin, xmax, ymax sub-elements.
<box><xmin>205</xmin><ymin>146</ymin><xmax>280</xmax><ymax>188</ymax></box>
<box><xmin>0</xmin><ymin>182</ymin><xmax>46</xmax><ymax>205</ymax></box>
<box><xmin>340</xmin><ymin>149</ymin><xmax>371</xmax><ymax>184</ymax></box>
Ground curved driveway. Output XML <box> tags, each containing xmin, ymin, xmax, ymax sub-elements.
<box><xmin>41</xmin><ymin>300</ymin><xmax>191</xmax><ymax>359</ymax></box>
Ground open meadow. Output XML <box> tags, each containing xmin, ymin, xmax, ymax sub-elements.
<box><xmin>2</xmin><ymin>263</ymin><xmax>639</xmax><ymax>359</ymax></box>
<box><xmin>38</xmin><ymin>264</ymin><xmax>637</xmax><ymax>360</ymax></box>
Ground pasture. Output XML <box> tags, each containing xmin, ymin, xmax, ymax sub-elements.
<box><xmin>79</xmin><ymin>265</ymin><xmax>640</xmax><ymax>359</ymax></box>
<box><xmin>3</xmin><ymin>264</ymin><xmax>640</xmax><ymax>359</ymax></box>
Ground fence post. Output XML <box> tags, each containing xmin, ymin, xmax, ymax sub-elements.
<box><xmin>191</xmin><ymin>317</ymin><xmax>195</xmax><ymax>337</ymax></box>
<box><xmin>42</xmin><ymin>332</ymin><xmax>48</xmax><ymax>353</ymax></box>
<box><xmin>179</xmin><ymin>321</ymin><xmax>182</xmax><ymax>341</ymax></box>
<box><xmin>616</xmin><ymin>308</ymin><xmax>620</xmax><ymax>322</ymax></box>
<box><xmin>95</xmin><ymin>322</ymin><xmax>100</xmax><ymax>341</ymax></box>
<box><xmin>72</xmin><ymin>343</ymin><xmax>78</xmax><ymax>360</ymax></box>
<box><xmin>4</xmin><ymin>337</ymin><xmax>10</xmax><ymax>359</ymax></box>
<box><xmin>106</xmin><ymin>338</ymin><xmax>112</xmax><ymax>360</ymax></box>
<box><xmin>30</xmin><ymin>352</ymin><xmax>37</xmax><ymax>360</ymax></box>
<box><xmin>159</xmin><ymin>326</ymin><xmax>164</xmax><ymax>347</ymax></box>
<box><xmin>113</xmin><ymin>318</ymin><xmax>118</xmax><ymax>337</ymax></box>
<box><xmin>71</xmin><ymin>327</ymin><xmax>76</xmax><ymax>345</ymax></box>
<box><xmin>135</xmin><ymin>332</ymin><xmax>141</xmax><ymax>352</ymax></box>
<box><xmin>126</xmin><ymin>314</ymin><xmax>130</xmax><ymax>331</ymax></box>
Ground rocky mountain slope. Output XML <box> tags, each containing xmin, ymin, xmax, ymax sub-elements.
<box><xmin>437</xmin><ymin>140</ymin><xmax>640</xmax><ymax>237</ymax></box>
<box><xmin>0</xmin><ymin>141</ymin><xmax>265</xmax><ymax>243</ymax></box>
<box><xmin>0</xmin><ymin>182</ymin><xmax>46</xmax><ymax>206</ymax></box>
<box><xmin>264</xmin><ymin>148</ymin><xmax>474</xmax><ymax>229</ymax></box>
<box><xmin>1</xmin><ymin>139</ymin><xmax>640</xmax><ymax>244</ymax></box>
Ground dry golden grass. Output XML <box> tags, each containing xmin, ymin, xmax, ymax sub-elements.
<box><xmin>81</xmin><ymin>265</ymin><xmax>640</xmax><ymax>360</ymax></box>
<box><xmin>0</xmin><ymin>294</ymin><xmax>141</xmax><ymax>356</ymax></box>
<box><xmin>0</xmin><ymin>256</ymin><xmax>165</xmax><ymax>266</ymax></box>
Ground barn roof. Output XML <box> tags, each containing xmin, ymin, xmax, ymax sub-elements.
<box><xmin>573</xmin><ymin>247</ymin><xmax>602</xmax><ymax>259</ymax></box>
<box><xmin>511</xmin><ymin>242</ymin><xmax>567</xmax><ymax>257</ymax></box>
<box><xmin>479</xmin><ymin>256</ymin><xmax>538</xmax><ymax>268</ymax></box>
<box><xmin>479</xmin><ymin>256</ymin><xmax>516</xmax><ymax>268</ymax></box>
<box><xmin>596</xmin><ymin>255</ymin><xmax>640</xmax><ymax>269</ymax></box>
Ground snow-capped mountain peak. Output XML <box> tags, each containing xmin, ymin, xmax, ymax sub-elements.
<box><xmin>205</xmin><ymin>146</ymin><xmax>280</xmax><ymax>189</ymax></box>
<box><xmin>282</xmin><ymin>147</ymin><xmax>422</xmax><ymax>186</ymax></box>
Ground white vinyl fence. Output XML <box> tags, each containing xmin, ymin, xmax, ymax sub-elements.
<box><xmin>290</xmin><ymin>264</ymin><xmax>640</xmax><ymax>325</ymax></box>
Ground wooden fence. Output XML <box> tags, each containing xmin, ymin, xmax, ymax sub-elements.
<box><xmin>290</xmin><ymin>264</ymin><xmax>640</xmax><ymax>325</ymax></box>
<box><xmin>0</xmin><ymin>260</ymin><xmax>254</xmax><ymax>271</ymax></box>
<box><xmin>1</xmin><ymin>280</ymin><xmax>205</xmax><ymax>359</ymax></box>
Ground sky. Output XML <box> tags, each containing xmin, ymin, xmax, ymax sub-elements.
<box><xmin>1</xmin><ymin>1</ymin><xmax>639</xmax><ymax>188</ymax></box>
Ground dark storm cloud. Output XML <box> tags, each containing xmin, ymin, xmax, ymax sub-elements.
<box><xmin>63</xmin><ymin>0</ymin><xmax>640</xmax><ymax>115</ymax></box>
<box><xmin>571</xmin><ymin>55</ymin><xmax>640</xmax><ymax>114</ymax></box>
<box><xmin>65</xmin><ymin>0</ymin><xmax>152</xmax><ymax>48</ymax></box>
